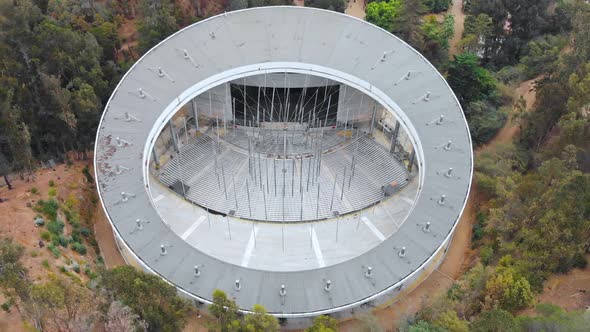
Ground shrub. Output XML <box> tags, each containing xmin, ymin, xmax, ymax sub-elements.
<box><xmin>80</xmin><ymin>227</ymin><xmax>91</xmax><ymax>237</ymax></box>
<box><xmin>82</xmin><ymin>166</ymin><xmax>94</xmax><ymax>184</ymax></box>
<box><xmin>57</xmin><ymin>235</ymin><xmax>69</xmax><ymax>248</ymax></box>
<box><xmin>48</xmin><ymin>180</ymin><xmax>55</xmax><ymax>187</ymax></box>
<box><xmin>35</xmin><ymin>199</ymin><xmax>59</xmax><ymax>220</ymax></box>
<box><xmin>59</xmin><ymin>266</ymin><xmax>67</xmax><ymax>273</ymax></box>
<box><xmin>30</xmin><ymin>250</ymin><xmax>38</xmax><ymax>257</ymax></box>
<box><xmin>572</xmin><ymin>253</ymin><xmax>588</xmax><ymax>269</ymax></box>
<box><xmin>41</xmin><ymin>259</ymin><xmax>50</xmax><ymax>269</ymax></box>
<box><xmin>30</xmin><ymin>187</ymin><xmax>38</xmax><ymax>195</ymax></box>
<box><xmin>72</xmin><ymin>265</ymin><xmax>81</xmax><ymax>273</ymax></box>
<box><xmin>480</xmin><ymin>246</ymin><xmax>494</xmax><ymax>265</ymax></box>
<box><xmin>40</xmin><ymin>231</ymin><xmax>51</xmax><ymax>241</ymax></box>
<box><xmin>48</xmin><ymin>187</ymin><xmax>57</xmax><ymax>197</ymax></box>
<box><xmin>47</xmin><ymin>219</ymin><xmax>65</xmax><ymax>235</ymax></box>
<box><xmin>1</xmin><ymin>302</ymin><xmax>11</xmax><ymax>312</ymax></box>
<box><xmin>71</xmin><ymin>242</ymin><xmax>87</xmax><ymax>255</ymax></box>
<box><xmin>47</xmin><ymin>244</ymin><xmax>60</xmax><ymax>258</ymax></box>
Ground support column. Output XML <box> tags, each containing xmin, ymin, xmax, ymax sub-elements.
<box><xmin>408</xmin><ymin>149</ymin><xmax>416</xmax><ymax>173</ymax></box>
<box><xmin>152</xmin><ymin>148</ymin><xmax>160</xmax><ymax>167</ymax></box>
<box><xmin>389</xmin><ymin>121</ymin><xmax>400</xmax><ymax>154</ymax></box>
<box><xmin>191</xmin><ymin>99</ymin><xmax>199</xmax><ymax>130</ymax></box>
<box><xmin>169</xmin><ymin>120</ymin><xmax>179</xmax><ymax>152</ymax></box>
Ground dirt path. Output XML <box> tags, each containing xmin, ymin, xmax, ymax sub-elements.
<box><xmin>478</xmin><ymin>79</ymin><xmax>537</xmax><ymax>153</ymax></box>
<box><xmin>345</xmin><ymin>0</ymin><xmax>366</xmax><ymax>20</ymax></box>
<box><xmin>93</xmin><ymin>203</ymin><xmax>126</xmax><ymax>268</ymax></box>
<box><xmin>448</xmin><ymin>0</ymin><xmax>466</xmax><ymax>57</ymax></box>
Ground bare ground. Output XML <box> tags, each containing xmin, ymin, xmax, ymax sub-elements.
<box><xmin>0</xmin><ymin>160</ymin><xmax>100</xmax><ymax>331</ymax></box>
<box><xmin>448</xmin><ymin>0</ymin><xmax>465</xmax><ymax>57</ymax></box>
<box><xmin>345</xmin><ymin>0</ymin><xmax>366</xmax><ymax>20</ymax></box>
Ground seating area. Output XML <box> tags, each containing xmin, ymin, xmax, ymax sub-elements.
<box><xmin>159</xmin><ymin>128</ymin><xmax>409</xmax><ymax>222</ymax></box>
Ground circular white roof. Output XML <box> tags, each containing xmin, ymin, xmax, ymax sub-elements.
<box><xmin>95</xmin><ymin>6</ymin><xmax>472</xmax><ymax>316</ymax></box>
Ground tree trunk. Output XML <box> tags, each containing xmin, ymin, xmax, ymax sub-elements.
<box><xmin>4</xmin><ymin>175</ymin><xmax>12</xmax><ymax>190</ymax></box>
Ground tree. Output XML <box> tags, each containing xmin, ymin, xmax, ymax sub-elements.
<box><xmin>0</xmin><ymin>237</ymin><xmax>30</xmax><ymax>314</ymax></box>
<box><xmin>99</xmin><ymin>266</ymin><xmax>191</xmax><ymax>332</ymax></box>
<box><xmin>517</xmin><ymin>303</ymin><xmax>590</xmax><ymax>331</ymax></box>
<box><xmin>470</xmin><ymin>309</ymin><xmax>519</xmax><ymax>332</ymax></box>
<box><xmin>447</xmin><ymin>52</ymin><xmax>497</xmax><ymax>107</ymax></box>
<box><xmin>305</xmin><ymin>0</ymin><xmax>347</xmax><ymax>13</ymax></box>
<box><xmin>209</xmin><ymin>289</ymin><xmax>241</xmax><ymax>332</ymax></box>
<box><xmin>392</xmin><ymin>0</ymin><xmax>427</xmax><ymax>46</ymax></box>
<box><xmin>484</xmin><ymin>264</ymin><xmax>535</xmax><ymax>313</ymax></box>
<box><xmin>137</xmin><ymin>0</ymin><xmax>179</xmax><ymax>54</ymax></box>
<box><xmin>243</xmin><ymin>304</ymin><xmax>280</xmax><ymax>332</ymax></box>
<box><xmin>0</xmin><ymin>152</ymin><xmax>13</xmax><ymax>190</ymax></box>
<box><xmin>460</xmin><ymin>13</ymin><xmax>493</xmax><ymax>54</ymax></box>
<box><xmin>29</xmin><ymin>276</ymin><xmax>99</xmax><ymax>331</ymax></box>
<box><xmin>228</xmin><ymin>0</ymin><xmax>248</xmax><ymax>11</ymax></box>
<box><xmin>424</xmin><ymin>0</ymin><xmax>450</xmax><ymax>13</ymax></box>
<box><xmin>420</xmin><ymin>14</ymin><xmax>454</xmax><ymax>64</ymax></box>
<box><xmin>365</xmin><ymin>0</ymin><xmax>401</xmax><ymax>32</ymax></box>
<box><xmin>305</xmin><ymin>315</ymin><xmax>337</xmax><ymax>332</ymax></box>
<box><xmin>432</xmin><ymin>310</ymin><xmax>468</xmax><ymax>332</ymax></box>
<box><xmin>104</xmin><ymin>301</ymin><xmax>148</xmax><ymax>332</ymax></box>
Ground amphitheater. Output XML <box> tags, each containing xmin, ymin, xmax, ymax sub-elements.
<box><xmin>94</xmin><ymin>6</ymin><xmax>472</xmax><ymax>324</ymax></box>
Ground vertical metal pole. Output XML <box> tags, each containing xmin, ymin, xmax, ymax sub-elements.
<box><xmin>256</xmin><ymin>86</ymin><xmax>261</xmax><ymax>127</ymax></box>
<box><xmin>273</xmin><ymin>158</ymin><xmax>277</xmax><ymax>196</ymax></box>
<box><xmin>306</xmin><ymin>156</ymin><xmax>312</xmax><ymax>191</ymax></box>
<box><xmin>232</xmin><ymin>173</ymin><xmax>239</xmax><ymax>209</ymax></box>
<box><xmin>370</xmin><ymin>103</ymin><xmax>376</xmax><ymax>133</ymax></box>
<box><xmin>246</xmin><ymin>179</ymin><xmax>252</xmax><ymax>217</ymax></box>
<box><xmin>299</xmin><ymin>156</ymin><xmax>303</xmax><ymax>193</ymax></box>
<box><xmin>270</xmin><ymin>87</ymin><xmax>275</xmax><ymax>122</ymax></box>
<box><xmin>324</xmin><ymin>95</ymin><xmax>331</xmax><ymax>127</ymax></box>
<box><xmin>316</xmin><ymin>183</ymin><xmax>321</xmax><ymax>218</ymax></box>
<box><xmin>330</xmin><ymin>175</ymin><xmax>338</xmax><ymax>210</ymax></box>
<box><xmin>341</xmin><ymin>167</ymin><xmax>347</xmax><ymax>200</ymax></box>
<box><xmin>300</xmin><ymin>187</ymin><xmax>304</xmax><ymax>221</ymax></box>
<box><xmin>221</xmin><ymin>165</ymin><xmax>228</xmax><ymax>199</ymax></box>
<box><xmin>291</xmin><ymin>159</ymin><xmax>295</xmax><ymax>197</ymax></box>
<box><xmin>262</xmin><ymin>184</ymin><xmax>268</xmax><ymax>221</ymax></box>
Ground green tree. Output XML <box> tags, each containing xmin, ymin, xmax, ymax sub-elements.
<box><xmin>423</xmin><ymin>0</ymin><xmax>450</xmax><ymax>13</ymax></box>
<box><xmin>447</xmin><ymin>52</ymin><xmax>497</xmax><ymax>107</ymax></box>
<box><xmin>432</xmin><ymin>310</ymin><xmax>468</xmax><ymax>332</ymax></box>
<box><xmin>392</xmin><ymin>0</ymin><xmax>427</xmax><ymax>46</ymax></box>
<box><xmin>517</xmin><ymin>303</ymin><xmax>590</xmax><ymax>331</ymax></box>
<box><xmin>0</xmin><ymin>238</ymin><xmax>31</xmax><ymax>314</ymax></box>
<box><xmin>29</xmin><ymin>276</ymin><xmax>99</xmax><ymax>331</ymax></box>
<box><xmin>305</xmin><ymin>0</ymin><xmax>347</xmax><ymax>13</ymax></box>
<box><xmin>305</xmin><ymin>315</ymin><xmax>338</xmax><ymax>332</ymax></box>
<box><xmin>420</xmin><ymin>14</ymin><xmax>454</xmax><ymax>64</ymax></box>
<box><xmin>209</xmin><ymin>289</ymin><xmax>241</xmax><ymax>332</ymax></box>
<box><xmin>99</xmin><ymin>266</ymin><xmax>191</xmax><ymax>332</ymax></box>
<box><xmin>470</xmin><ymin>309</ymin><xmax>519</xmax><ymax>332</ymax></box>
<box><xmin>365</xmin><ymin>0</ymin><xmax>401</xmax><ymax>32</ymax></box>
<box><xmin>137</xmin><ymin>0</ymin><xmax>179</xmax><ymax>54</ymax></box>
<box><xmin>460</xmin><ymin>13</ymin><xmax>493</xmax><ymax>54</ymax></box>
<box><xmin>243</xmin><ymin>304</ymin><xmax>280</xmax><ymax>332</ymax></box>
